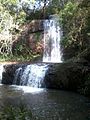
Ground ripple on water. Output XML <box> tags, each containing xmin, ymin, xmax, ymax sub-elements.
<box><xmin>0</xmin><ymin>85</ymin><xmax>89</xmax><ymax>120</ymax></box>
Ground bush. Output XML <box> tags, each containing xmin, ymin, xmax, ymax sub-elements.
<box><xmin>0</xmin><ymin>105</ymin><xmax>36</xmax><ymax>120</ymax></box>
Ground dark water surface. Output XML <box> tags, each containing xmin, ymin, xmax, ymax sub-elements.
<box><xmin>0</xmin><ymin>85</ymin><xmax>89</xmax><ymax>120</ymax></box>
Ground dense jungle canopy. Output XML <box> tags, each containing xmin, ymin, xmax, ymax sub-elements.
<box><xmin>0</xmin><ymin>0</ymin><xmax>90</xmax><ymax>61</ymax></box>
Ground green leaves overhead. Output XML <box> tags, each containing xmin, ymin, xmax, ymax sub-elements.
<box><xmin>59</xmin><ymin>0</ymin><xmax>90</xmax><ymax>60</ymax></box>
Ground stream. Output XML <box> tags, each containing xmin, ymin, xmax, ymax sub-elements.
<box><xmin>0</xmin><ymin>84</ymin><xmax>89</xmax><ymax>120</ymax></box>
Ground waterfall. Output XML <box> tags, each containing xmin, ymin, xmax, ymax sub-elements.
<box><xmin>1</xmin><ymin>15</ymin><xmax>62</xmax><ymax>88</ymax></box>
<box><xmin>43</xmin><ymin>15</ymin><xmax>62</xmax><ymax>63</ymax></box>
<box><xmin>13</xmin><ymin>64</ymin><xmax>48</xmax><ymax>88</ymax></box>
<box><xmin>0</xmin><ymin>65</ymin><xmax>4</xmax><ymax>83</ymax></box>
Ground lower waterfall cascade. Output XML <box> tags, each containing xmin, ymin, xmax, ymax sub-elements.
<box><xmin>13</xmin><ymin>64</ymin><xmax>48</xmax><ymax>88</ymax></box>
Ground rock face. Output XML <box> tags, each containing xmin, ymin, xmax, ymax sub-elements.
<box><xmin>12</xmin><ymin>20</ymin><xmax>44</xmax><ymax>58</ymax></box>
<box><xmin>1</xmin><ymin>61</ymin><xmax>90</xmax><ymax>96</ymax></box>
<box><xmin>43</xmin><ymin>47</ymin><xmax>90</xmax><ymax>96</ymax></box>
<box><xmin>44</xmin><ymin>62</ymin><xmax>90</xmax><ymax>96</ymax></box>
<box><xmin>2</xmin><ymin>64</ymin><xmax>26</xmax><ymax>85</ymax></box>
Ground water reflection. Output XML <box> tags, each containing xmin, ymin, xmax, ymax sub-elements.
<box><xmin>0</xmin><ymin>85</ymin><xmax>89</xmax><ymax>120</ymax></box>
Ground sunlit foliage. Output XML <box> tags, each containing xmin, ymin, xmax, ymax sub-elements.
<box><xmin>0</xmin><ymin>0</ymin><xmax>89</xmax><ymax>61</ymax></box>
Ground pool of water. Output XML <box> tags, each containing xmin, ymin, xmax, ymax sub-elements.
<box><xmin>0</xmin><ymin>84</ymin><xmax>89</xmax><ymax>120</ymax></box>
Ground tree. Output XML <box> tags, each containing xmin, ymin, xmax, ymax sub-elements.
<box><xmin>59</xmin><ymin>0</ymin><xmax>90</xmax><ymax>60</ymax></box>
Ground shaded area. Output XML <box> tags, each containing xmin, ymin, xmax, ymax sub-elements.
<box><xmin>0</xmin><ymin>85</ymin><xmax>89</xmax><ymax>120</ymax></box>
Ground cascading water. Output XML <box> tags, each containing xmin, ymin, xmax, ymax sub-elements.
<box><xmin>13</xmin><ymin>64</ymin><xmax>48</xmax><ymax>88</ymax></box>
<box><xmin>0</xmin><ymin>65</ymin><xmax>4</xmax><ymax>83</ymax></box>
<box><xmin>1</xmin><ymin>15</ymin><xmax>62</xmax><ymax>88</ymax></box>
<box><xmin>43</xmin><ymin>15</ymin><xmax>62</xmax><ymax>63</ymax></box>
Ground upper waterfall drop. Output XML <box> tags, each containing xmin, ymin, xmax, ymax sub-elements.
<box><xmin>43</xmin><ymin>15</ymin><xmax>62</xmax><ymax>63</ymax></box>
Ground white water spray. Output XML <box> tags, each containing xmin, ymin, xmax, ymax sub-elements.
<box><xmin>13</xmin><ymin>64</ymin><xmax>48</xmax><ymax>88</ymax></box>
<box><xmin>43</xmin><ymin>15</ymin><xmax>62</xmax><ymax>63</ymax></box>
<box><xmin>0</xmin><ymin>65</ymin><xmax>4</xmax><ymax>83</ymax></box>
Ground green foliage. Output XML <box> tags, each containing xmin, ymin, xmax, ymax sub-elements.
<box><xmin>17</xmin><ymin>11</ymin><xmax>27</xmax><ymax>24</ymax></box>
<box><xmin>0</xmin><ymin>0</ymin><xmax>90</xmax><ymax>61</ymax></box>
<box><xmin>0</xmin><ymin>0</ymin><xmax>27</xmax><ymax>59</ymax></box>
<box><xmin>0</xmin><ymin>105</ymin><xmax>36</xmax><ymax>120</ymax></box>
<box><xmin>0</xmin><ymin>0</ymin><xmax>17</xmax><ymax>5</ymax></box>
<box><xmin>59</xmin><ymin>0</ymin><xmax>90</xmax><ymax>60</ymax></box>
<box><xmin>59</xmin><ymin>1</ymin><xmax>78</xmax><ymax>45</ymax></box>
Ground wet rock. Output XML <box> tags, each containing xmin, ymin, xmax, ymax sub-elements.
<box><xmin>44</xmin><ymin>62</ymin><xmax>90</xmax><ymax>96</ymax></box>
<box><xmin>1</xmin><ymin>61</ymin><xmax>90</xmax><ymax>96</ymax></box>
<box><xmin>2</xmin><ymin>64</ymin><xmax>25</xmax><ymax>85</ymax></box>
